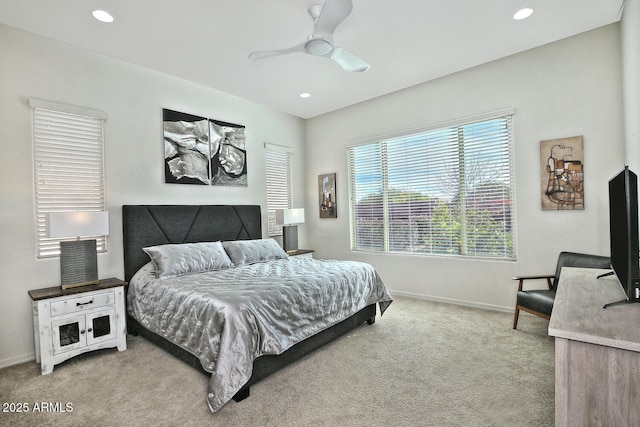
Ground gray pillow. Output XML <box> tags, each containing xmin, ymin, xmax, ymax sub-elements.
<box><xmin>222</xmin><ymin>238</ymin><xmax>289</xmax><ymax>266</ymax></box>
<box><xmin>143</xmin><ymin>241</ymin><xmax>233</xmax><ymax>278</ymax></box>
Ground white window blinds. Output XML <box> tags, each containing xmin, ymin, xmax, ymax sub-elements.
<box><xmin>265</xmin><ymin>145</ymin><xmax>292</xmax><ymax>236</ymax></box>
<box><xmin>31</xmin><ymin>100</ymin><xmax>107</xmax><ymax>258</ymax></box>
<box><xmin>348</xmin><ymin>111</ymin><xmax>515</xmax><ymax>260</ymax></box>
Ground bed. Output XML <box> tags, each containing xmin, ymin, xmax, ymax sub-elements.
<box><xmin>122</xmin><ymin>204</ymin><xmax>392</xmax><ymax>413</ymax></box>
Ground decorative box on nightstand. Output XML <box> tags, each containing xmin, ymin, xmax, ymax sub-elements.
<box><xmin>288</xmin><ymin>249</ymin><xmax>314</xmax><ymax>258</ymax></box>
<box><xmin>28</xmin><ymin>278</ymin><xmax>127</xmax><ymax>374</ymax></box>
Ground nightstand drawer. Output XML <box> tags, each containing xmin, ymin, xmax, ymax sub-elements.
<box><xmin>50</xmin><ymin>291</ymin><xmax>115</xmax><ymax>316</ymax></box>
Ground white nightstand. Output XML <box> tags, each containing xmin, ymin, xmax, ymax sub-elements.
<box><xmin>288</xmin><ymin>249</ymin><xmax>314</xmax><ymax>258</ymax></box>
<box><xmin>28</xmin><ymin>278</ymin><xmax>127</xmax><ymax>374</ymax></box>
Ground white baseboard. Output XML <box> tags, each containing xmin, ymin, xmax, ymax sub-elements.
<box><xmin>0</xmin><ymin>352</ymin><xmax>35</xmax><ymax>370</ymax></box>
<box><xmin>389</xmin><ymin>289</ymin><xmax>513</xmax><ymax>313</ymax></box>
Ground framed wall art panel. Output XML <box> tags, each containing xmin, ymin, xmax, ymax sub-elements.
<box><xmin>163</xmin><ymin>109</ymin><xmax>247</xmax><ymax>186</ymax></box>
<box><xmin>318</xmin><ymin>173</ymin><xmax>337</xmax><ymax>218</ymax></box>
<box><xmin>540</xmin><ymin>135</ymin><xmax>584</xmax><ymax>210</ymax></box>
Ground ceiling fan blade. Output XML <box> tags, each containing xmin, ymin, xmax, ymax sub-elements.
<box><xmin>248</xmin><ymin>44</ymin><xmax>306</xmax><ymax>61</ymax></box>
<box><xmin>314</xmin><ymin>0</ymin><xmax>353</xmax><ymax>37</ymax></box>
<box><xmin>329</xmin><ymin>47</ymin><xmax>370</xmax><ymax>72</ymax></box>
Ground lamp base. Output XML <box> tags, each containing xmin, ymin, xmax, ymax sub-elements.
<box><xmin>282</xmin><ymin>225</ymin><xmax>299</xmax><ymax>253</ymax></box>
<box><xmin>60</xmin><ymin>240</ymin><xmax>99</xmax><ymax>289</ymax></box>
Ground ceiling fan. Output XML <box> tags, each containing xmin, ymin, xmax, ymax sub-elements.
<box><xmin>248</xmin><ymin>0</ymin><xmax>370</xmax><ymax>72</ymax></box>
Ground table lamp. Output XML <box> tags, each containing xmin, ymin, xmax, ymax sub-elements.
<box><xmin>275</xmin><ymin>208</ymin><xmax>305</xmax><ymax>253</ymax></box>
<box><xmin>47</xmin><ymin>211</ymin><xmax>109</xmax><ymax>289</ymax></box>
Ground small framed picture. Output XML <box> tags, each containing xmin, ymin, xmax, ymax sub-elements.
<box><xmin>318</xmin><ymin>173</ymin><xmax>337</xmax><ymax>218</ymax></box>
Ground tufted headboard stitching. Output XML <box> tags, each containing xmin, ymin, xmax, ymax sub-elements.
<box><xmin>122</xmin><ymin>205</ymin><xmax>262</xmax><ymax>282</ymax></box>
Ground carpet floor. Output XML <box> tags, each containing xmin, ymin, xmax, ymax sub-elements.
<box><xmin>0</xmin><ymin>296</ymin><xmax>554</xmax><ymax>426</ymax></box>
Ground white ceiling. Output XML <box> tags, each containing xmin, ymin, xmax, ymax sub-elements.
<box><xmin>0</xmin><ymin>0</ymin><xmax>624</xmax><ymax>119</ymax></box>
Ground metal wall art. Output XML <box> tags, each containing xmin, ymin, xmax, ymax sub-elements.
<box><xmin>540</xmin><ymin>135</ymin><xmax>584</xmax><ymax>210</ymax></box>
<box><xmin>163</xmin><ymin>108</ymin><xmax>247</xmax><ymax>186</ymax></box>
<box><xmin>318</xmin><ymin>173</ymin><xmax>337</xmax><ymax>218</ymax></box>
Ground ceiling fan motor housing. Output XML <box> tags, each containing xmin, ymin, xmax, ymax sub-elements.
<box><xmin>306</xmin><ymin>38</ymin><xmax>333</xmax><ymax>56</ymax></box>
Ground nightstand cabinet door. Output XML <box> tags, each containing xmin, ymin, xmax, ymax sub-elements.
<box><xmin>51</xmin><ymin>308</ymin><xmax>117</xmax><ymax>354</ymax></box>
<box><xmin>86</xmin><ymin>308</ymin><xmax>117</xmax><ymax>345</ymax></box>
<box><xmin>51</xmin><ymin>316</ymin><xmax>86</xmax><ymax>354</ymax></box>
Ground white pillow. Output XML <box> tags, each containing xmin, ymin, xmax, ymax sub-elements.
<box><xmin>143</xmin><ymin>241</ymin><xmax>233</xmax><ymax>278</ymax></box>
<box><xmin>222</xmin><ymin>238</ymin><xmax>288</xmax><ymax>266</ymax></box>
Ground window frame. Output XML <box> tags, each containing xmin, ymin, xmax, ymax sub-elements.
<box><xmin>31</xmin><ymin>99</ymin><xmax>108</xmax><ymax>259</ymax></box>
<box><xmin>347</xmin><ymin>108</ymin><xmax>516</xmax><ymax>260</ymax></box>
<box><xmin>265</xmin><ymin>143</ymin><xmax>293</xmax><ymax>237</ymax></box>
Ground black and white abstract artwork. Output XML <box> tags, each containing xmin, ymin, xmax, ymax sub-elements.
<box><xmin>163</xmin><ymin>109</ymin><xmax>247</xmax><ymax>186</ymax></box>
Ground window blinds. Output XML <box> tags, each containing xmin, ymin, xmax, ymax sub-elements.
<box><xmin>32</xmin><ymin>103</ymin><xmax>107</xmax><ymax>258</ymax></box>
<box><xmin>348</xmin><ymin>112</ymin><xmax>515</xmax><ymax>260</ymax></box>
<box><xmin>265</xmin><ymin>146</ymin><xmax>292</xmax><ymax>236</ymax></box>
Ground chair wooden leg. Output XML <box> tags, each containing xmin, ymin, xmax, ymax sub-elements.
<box><xmin>512</xmin><ymin>306</ymin><xmax>520</xmax><ymax>329</ymax></box>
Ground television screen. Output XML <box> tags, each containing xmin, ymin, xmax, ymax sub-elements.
<box><xmin>607</xmin><ymin>166</ymin><xmax>640</xmax><ymax>307</ymax></box>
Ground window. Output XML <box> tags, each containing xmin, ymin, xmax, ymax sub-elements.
<box><xmin>265</xmin><ymin>144</ymin><xmax>292</xmax><ymax>236</ymax></box>
<box><xmin>348</xmin><ymin>110</ymin><xmax>515</xmax><ymax>260</ymax></box>
<box><xmin>31</xmin><ymin>99</ymin><xmax>108</xmax><ymax>258</ymax></box>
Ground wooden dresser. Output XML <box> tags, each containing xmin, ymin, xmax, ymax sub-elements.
<box><xmin>549</xmin><ymin>267</ymin><xmax>640</xmax><ymax>426</ymax></box>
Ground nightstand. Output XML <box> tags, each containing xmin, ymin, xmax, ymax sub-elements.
<box><xmin>28</xmin><ymin>278</ymin><xmax>127</xmax><ymax>374</ymax></box>
<box><xmin>288</xmin><ymin>249</ymin><xmax>314</xmax><ymax>258</ymax></box>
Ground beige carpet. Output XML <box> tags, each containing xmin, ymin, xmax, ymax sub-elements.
<box><xmin>0</xmin><ymin>296</ymin><xmax>554</xmax><ymax>426</ymax></box>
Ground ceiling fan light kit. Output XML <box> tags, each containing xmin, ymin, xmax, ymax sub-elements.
<box><xmin>248</xmin><ymin>0</ymin><xmax>370</xmax><ymax>72</ymax></box>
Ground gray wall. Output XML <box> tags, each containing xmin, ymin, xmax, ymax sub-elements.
<box><xmin>623</xmin><ymin>0</ymin><xmax>640</xmax><ymax>171</ymax></box>
<box><xmin>304</xmin><ymin>24</ymin><xmax>624</xmax><ymax>310</ymax></box>
<box><xmin>0</xmin><ymin>19</ymin><xmax>632</xmax><ymax>367</ymax></box>
<box><xmin>0</xmin><ymin>24</ymin><xmax>306</xmax><ymax>366</ymax></box>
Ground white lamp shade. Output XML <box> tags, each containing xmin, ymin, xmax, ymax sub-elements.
<box><xmin>47</xmin><ymin>211</ymin><xmax>110</xmax><ymax>238</ymax></box>
<box><xmin>275</xmin><ymin>208</ymin><xmax>305</xmax><ymax>225</ymax></box>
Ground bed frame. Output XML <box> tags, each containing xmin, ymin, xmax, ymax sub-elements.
<box><xmin>122</xmin><ymin>204</ymin><xmax>376</xmax><ymax>402</ymax></box>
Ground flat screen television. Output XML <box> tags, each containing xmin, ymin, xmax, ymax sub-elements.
<box><xmin>604</xmin><ymin>166</ymin><xmax>640</xmax><ymax>308</ymax></box>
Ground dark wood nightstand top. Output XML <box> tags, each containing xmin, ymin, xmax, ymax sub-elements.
<box><xmin>287</xmin><ymin>249</ymin><xmax>314</xmax><ymax>256</ymax></box>
<box><xmin>28</xmin><ymin>277</ymin><xmax>127</xmax><ymax>301</ymax></box>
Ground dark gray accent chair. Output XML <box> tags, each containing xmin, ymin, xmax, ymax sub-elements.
<box><xmin>512</xmin><ymin>251</ymin><xmax>611</xmax><ymax>329</ymax></box>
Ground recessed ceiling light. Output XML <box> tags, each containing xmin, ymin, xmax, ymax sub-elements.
<box><xmin>513</xmin><ymin>8</ymin><xmax>534</xmax><ymax>20</ymax></box>
<box><xmin>300</xmin><ymin>93</ymin><xmax>311</xmax><ymax>98</ymax></box>
<box><xmin>92</xmin><ymin>10</ymin><xmax>114</xmax><ymax>23</ymax></box>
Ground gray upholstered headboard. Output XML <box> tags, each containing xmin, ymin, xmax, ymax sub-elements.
<box><xmin>122</xmin><ymin>205</ymin><xmax>262</xmax><ymax>282</ymax></box>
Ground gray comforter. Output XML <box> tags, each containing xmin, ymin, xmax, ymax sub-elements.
<box><xmin>128</xmin><ymin>256</ymin><xmax>392</xmax><ymax>412</ymax></box>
